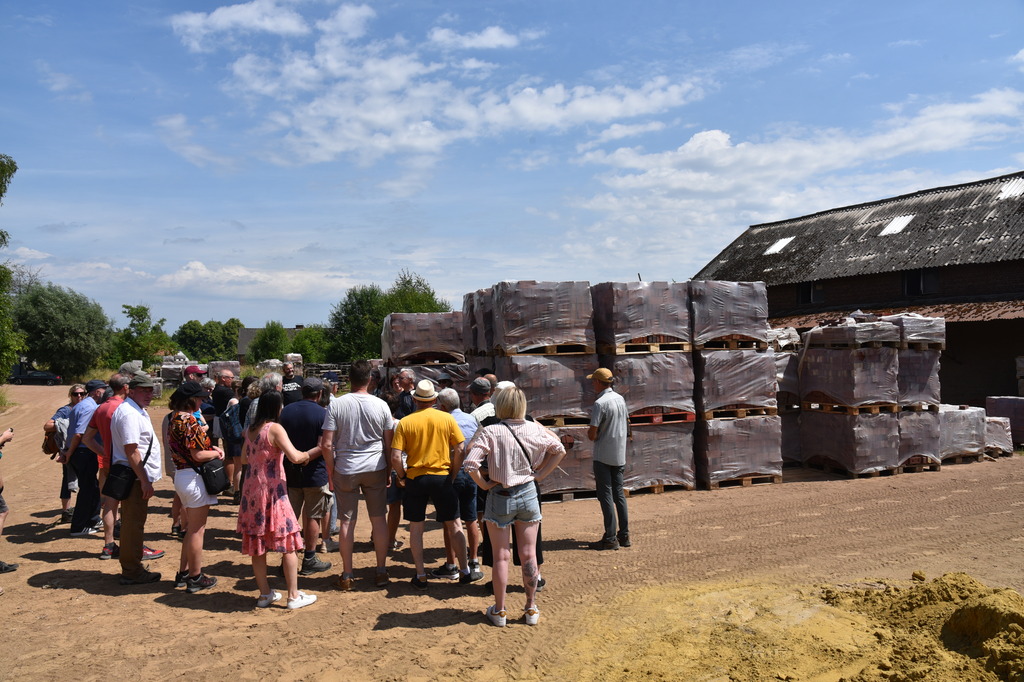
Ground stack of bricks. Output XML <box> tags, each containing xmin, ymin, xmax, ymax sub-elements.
<box><xmin>592</xmin><ymin>281</ymin><xmax>696</xmax><ymax>492</ymax></box>
<box><xmin>771</xmin><ymin>328</ymin><xmax>801</xmax><ymax>465</ymax></box>
<box><xmin>690</xmin><ymin>280</ymin><xmax>781</xmax><ymax>489</ymax></box>
<box><xmin>469</xmin><ymin>281</ymin><xmax>597</xmax><ymax>495</ymax></box>
<box><xmin>798</xmin><ymin>320</ymin><xmax>901</xmax><ymax>475</ymax></box>
<box><xmin>985</xmin><ymin>417</ymin><xmax>1014</xmax><ymax>457</ymax></box>
<box><xmin>984</xmin><ymin>396</ymin><xmax>1024</xmax><ymax>447</ymax></box>
<box><xmin>938</xmin><ymin>404</ymin><xmax>986</xmax><ymax>462</ymax></box>
<box><xmin>883</xmin><ymin>314</ymin><xmax>944</xmax><ymax>468</ymax></box>
<box><xmin>382</xmin><ymin>312</ymin><xmax>471</xmax><ymax>406</ymax></box>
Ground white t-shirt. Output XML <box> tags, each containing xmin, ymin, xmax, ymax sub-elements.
<box><xmin>323</xmin><ymin>392</ymin><xmax>395</xmax><ymax>475</ymax></box>
<box><xmin>111</xmin><ymin>398</ymin><xmax>164</xmax><ymax>484</ymax></box>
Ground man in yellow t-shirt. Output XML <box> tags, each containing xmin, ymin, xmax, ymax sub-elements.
<box><xmin>391</xmin><ymin>380</ymin><xmax>482</xmax><ymax>589</ymax></box>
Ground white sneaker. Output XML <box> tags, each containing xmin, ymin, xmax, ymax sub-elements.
<box><xmin>70</xmin><ymin>526</ymin><xmax>99</xmax><ymax>537</ymax></box>
<box><xmin>256</xmin><ymin>591</ymin><xmax>282</xmax><ymax>608</ymax></box>
<box><xmin>485</xmin><ymin>604</ymin><xmax>507</xmax><ymax>627</ymax></box>
<box><xmin>287</xmin><ymin>591</ymin><xmax>317</xmax><ymax>610</ymax></box>
<box><xmin>524</xmin><ymin>606</ymin><xmax>540</xmax><ymax>626</ymax></box>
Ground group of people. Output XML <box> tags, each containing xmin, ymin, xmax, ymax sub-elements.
<box><xmin>25</xmin><ymin>359</ymin><xmax>632</xmax><ymax>625</ymax></box>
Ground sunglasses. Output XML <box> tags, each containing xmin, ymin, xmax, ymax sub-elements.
<box><xmin>72</xmin><ymin>392</ymin><xmax>87</xmax><ymax>396</ymax></box>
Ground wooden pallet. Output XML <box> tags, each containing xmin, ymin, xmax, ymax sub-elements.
<box><xmin>496</xmin><ymin>343</ymin><xmax>595</xmax><ymax>356</ymax></box>
<box><xmin>703</xmin><ymin>406</ymin><xmax>779</xmax><ymax>420</ymax></box>
<box><xmin>536</xmin><ymin>415</ymin><xmax>591</xmax><ymax>427</ymax></box>
<box><xmin>941</xmin><ymin>453</ymin><xmax>985</xmax><ymax>465</ymax></box>
<box><xmin>899</xmin><ymin>341</ymin><xmax>946</xmax><ymax>351</ymax></box>
<box><xmin>540</xmin><ymin>489</ymin><xmax>598</xmax><ymax>503</ymax></box>
<box><xmin>805</xmin><ymin>340</ymin><xmax>901</xmax><ymax>349</ymax></box>
<box><xmin>802</xmin><ymin>402</ymin><xmax>900</xmax><ymax>415</ymax></box>
<box><xmin>624</xmin><ymin>482</ymin><xmax>695</xmax><ymax>497</ymax></box>
<box><xmin>804</xmin><ymin>460</ymin><xmax>901</xmax><ymax>479</ymax></box>
<box><xmin>900</xmin><ymin>403</ymin><xmax>940</xmax><ymax>413</ymax></box>
<box><xmin>898</xmin><ymin>462</ymin><xmax>943</xmax><ymax>473</ymax></box>
<box><xmin>629</xmin><ymin>410</ymin><xmax>696</xmax><ymax>425</ymax></box>
<box><xmin>705</xmin><ymin>474</ymin><xmax>782</xmax><ymax>490</ymax></box>
<box><xmin>695</xmin><ymin>335</ymin><xmax>769</xmax><ymax>351</ymax></box>
<box><xmin>599</xmin><ymin>341</ymin><xmax>692</xmax><ymax>355</ymax></box>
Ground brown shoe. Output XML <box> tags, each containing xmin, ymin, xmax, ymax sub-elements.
<box><xmin>375</xmin><ymin>570</ymin><xmax>390</xmax><ymax>588</ymax></box>
<box><xmin>336</xmin><ymin>575</ymin><xmax>354</xmax><ymax>591</ymax></box>
<box><xmin>119</xmin><ymin>570</ymin><xmax>161</xmax><ymax>585</ymax></box>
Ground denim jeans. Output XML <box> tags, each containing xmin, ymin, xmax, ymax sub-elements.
<box><xmin>594</xmin><ymin>461</ymin><xmax>628</xmax><ymax>542</ymax></box>
<box><xmin>69</xmin><ymin>447</ymin><xmax>101</xmax><ymax>532</ymax></box>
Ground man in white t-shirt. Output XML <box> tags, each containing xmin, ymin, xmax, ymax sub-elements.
<box><xmin>320</xmin><ymin>360</ymin><xmax>395</xmax><ymax>590</ymax></box>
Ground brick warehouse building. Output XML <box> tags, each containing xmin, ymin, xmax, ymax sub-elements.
<box><xmin>695</xmin><ymin>170</ymin><xmax>1024</xmax><ymax>406</ymax></box>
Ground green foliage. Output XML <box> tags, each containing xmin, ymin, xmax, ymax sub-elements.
<box><xmin>289</xmin><ymin>324</ymin><xmax>329</xmax><ymax>364</ymax></box>
<box><xmin>108</xmin><ymin>304</ymin><xmax>173</xmax><ymax>367</ymax></box>
<box><xmin>0</xmin><ymin>154</ymin><xmax>19</xmax><ymax>374</ymax></box>
<box><xmin>327</xmin><ymin>270</ymin><xmax>450</xmax><ymax>362</ymax></box>
<box><xmin>13</xmin><ymin>282</ymin><xmax>113</xmax><ymax>378</ymax></box>
<box><xmin>173</xmin><ymin>317</ymin><xmax>243</xmax><ymax>362</ymax></box>
<box><xmin>247</xmin><ymin>320</ymin><xmax>290</xmax><ymax>364</ymax></box>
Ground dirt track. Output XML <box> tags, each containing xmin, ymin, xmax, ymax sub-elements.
<box><xmin>2</xmin><ymin>384</ymin><xmax>1024</xmax><ymax>681</ymax></box>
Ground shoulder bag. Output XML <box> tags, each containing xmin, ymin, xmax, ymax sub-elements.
<box><xmin>102</xmin><ymin>439</ymin><xmax>153</xmax><ymax>501</ymax></box>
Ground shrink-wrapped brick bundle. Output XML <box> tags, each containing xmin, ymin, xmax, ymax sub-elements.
<box><xmin>775</xmin><ymin>351</ymin><xmax>800</xmax><ymax>408</ymax></box>
<box><xmin>625</xmin><ymin>423</ymin><xmax>695</xmax><ymax>490</ymax></box>
<box><xmin>689</xmin><ymin>280</ymin><xmax>770</xmax><ymax>346</ymax></box>
<box><xmin>695</xmin><ymin>349</ymin><xmax>777</xmax><ymax>413</ymax></box>
<box><xmin>696</xmin><ymin>416</ymin><xmax>782</xmax><ymax>487</ymax></box>
<box><xmin>462</xmin><ymin>292</ymin><xmax>477</xmax><ymax>354</ymax></box>
<box><xmin>897</xmin><ymin>411</ymin><xmax>941</xmax><ymax>464</ymax></box>
<box><xmin>798</xmin><ymin>347</ymin><xmax>898</xmax><ymax>406</ymax></box>
<box><xmin>769</xmin><ymin>327</ymin><xmax>801</xmax><ymax>351</ymax></box>
<box><xmin>494</xmin><ymin>354</ymin><xmax>599</xmax><ymax>419</ymax></box>
<box><xmin>604</xmin><ymin>353</ymin><xmax>695</xmax><ymax>414</ymax></box>
<box><xmin>800</xmin><ymin>411</ymin><xmax>900</xmax><ymax>474</ymax></box>
<box><xmin>590</xmin><ymin>281</ymin><xmax>691</xmax><ymax>347</ymax></box>
<box><xmin>540</xmin><ymin>426</ymin><xmax>594</xmax><ymax>495</ymax></box>
<box><xmin>938</xmin><ymin>405</ymin><xmax>985</xmax><ymax>458</ymax></box>
<box><xmin>208</xmin><ymin>361</ymin><xmax>241</xmax><ymax>382</ymax></box>
<box><xmin>780</xmin><ymin>411</ymin><xmax>801</xmax><ymax>464</ymax></box>
<box><xmin>407</xmin><ymin>363</ymin><xmax>471</xmax><ymax>410</ymax></box>
<box><xmin>986</xmin><ymin>397</ymin><xmax>1024</xmax><ymax>444</ymax></box>
<box><xmin>897</xmin><ymin>349</ymin><xmax>940</xmax><ymax>405</ymax></box>
<box><xmin>462</xmin><ymin>288</ymin><xmax>494</xmax><ymax>355</ymax></box>
<box><xmin>803</xmin><ymin>321</ymin><xmax>901</xmax><ymax>347</ymax></box>
<box><xmin>492</xmin><ymin>281</ymin><xmax>594</xmax><ymax>354</ymax></box>
<box><xmin>881</xmin><ymin>313</ymin><xmax>946</xmax><ymax>345</ymax></box>
<box><xmin>382</xmin><ymin>312</ymin><xmax>465</xmax><ymax>365</ymax></box>
<box><xmin>985</xmin><ymin>417</ymin><xmax>1014</xmax><ymax>455</ymax></box>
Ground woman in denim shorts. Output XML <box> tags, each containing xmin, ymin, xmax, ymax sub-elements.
<box><xmin>463</xmin><ymin>387</ymin><xmax>566</xmax><ymax>627</ymax></box>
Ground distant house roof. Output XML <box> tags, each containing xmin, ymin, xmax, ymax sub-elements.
<box><xmin>770</xmin><ymin>299</ymin><xmax>1024</xmax><ymax>329</ymax></box>
<box><xmin>695</xmin><ymin>170</ymin><xmax>1024</xmax><ymax>285</ymax></box>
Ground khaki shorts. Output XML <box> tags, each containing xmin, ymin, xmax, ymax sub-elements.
<box><xmin>287</xmin><ymin>483</ymin><xmax>333</xmax><ymax>521</ymax></box>
<box><xmin>333</xmin><ymin>468</ymin><xmax>388</xmax><ymax>520</ymax></box>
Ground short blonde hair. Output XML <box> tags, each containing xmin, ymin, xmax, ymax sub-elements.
<box><xmin>494</xmin><ymin>386</ymin><xmax>527</xmax><ymax>420</ymax></box>
<box><xmin>68</xmin><ymin>383</ymin><xmax>85</xmax><ymax>398</ymax></box>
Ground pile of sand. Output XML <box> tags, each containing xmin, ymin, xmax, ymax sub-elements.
<box><xmin>555</xmin><ymin>573</ymin><xmax>1024</xmax><ymax>682</ymax></box>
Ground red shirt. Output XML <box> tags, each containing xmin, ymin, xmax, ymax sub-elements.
<box><xmin>88</xmin><ymin>395</ymin><xmax>125</xmax><ymax>469</ymax></box>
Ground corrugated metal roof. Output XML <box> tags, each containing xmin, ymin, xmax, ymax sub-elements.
<box><xmin>696</xmin><ymin>170</ymin><xmax>1024</xmax><ymax>285</ymax></box>
<box><xmin>770</xmin><ymin>300</ymin><xmax>1024</xmax><ymax>329</ymax></box>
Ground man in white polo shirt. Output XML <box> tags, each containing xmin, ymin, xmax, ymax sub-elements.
<box><xmin>110</xmin><ymin>373</ymin><xmax>164</xmax><ymax>585</ymax></box>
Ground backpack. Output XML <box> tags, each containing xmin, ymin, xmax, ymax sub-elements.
<box><xmin>221</xmin><ymin>402</ymin><xmax>243</xmax><ymax>443</ymax></box>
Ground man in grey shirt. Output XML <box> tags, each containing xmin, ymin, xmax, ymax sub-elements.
<box><xmin>586</xmin><ymin>367</ymin><xmax>630</xmax><ymax>550</ymax></box>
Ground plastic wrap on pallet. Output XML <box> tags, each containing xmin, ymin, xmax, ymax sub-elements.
<box><xmin>769</xmin><ymin>327</ymin><xmax>801</xmax><ymax>350</ymax></box>
<box><xmin>540</xmin><ymin>426</ymin><xmax>594</xmax><ymax>494</ymax></box>
<box><xmin>986</xmin><ymin>417</ymin><xmax>1014</xmax><ymax>455</ymax></box>
<box><xmin>938</xmin><ymin>405</ymin><xmax>985</xmax><ymax>458</ymax></box>
<box><xmin>208</xmin><ymin>360</ymin><xmax>241</xmax><ymax>380</ymax></box>
<box><xmin>897</xmin><ymin>349</ymin><xmax>940</xmax><ymax>405</ymax></box>
<box><xmin>780</xmin><ymin>411</ymin><xmax>801</xmax><ymax>465</ymax></box>
<box><xmin>775</xmin><ymin>351</ymin><xmax>800</xmax><ymax>396</ymax></box>
<box><xmin>696</xmin><ymin>416</ymin><xmax>782</xmax><ymax>486</ymax></box>
<box><xmin>897</xmin><ymin>411</ymin><xmax>941</xmax><ymax>465</ymax></box>
<box><xmin>492</xmin><ymin>281</ymin><xmax>594</xmax><ymax>353</ymax></box>
<box><xmin>381</xmin><ymin>312</ymin><xmax>465</xmax><ymax>365</ymax></box>
<box><xmin>695</xmin><ymin>349</ymin><xmax>777</xmax><ymax>412</ymax></box>
<box><xmin>494</xmin><ymin>354</ymin><xmax>598</xmax><ymax>419</ymax></box>
<box><xmin>800</xmin><ymin>411</ymin><xmax>900</xmax><ymax>474</ymax></box>
<box><xmin>880</xmin><ymin>313</ymin><xmax>946</xmax><ymax>344</ymax></box>
<box><xmin>590</xmin><ymin>281</ymin><xmax>691</xmax><ymax>346</ymax></box>
<box><xmin>802</xmin><ymin>320</ymin><xmax>901</xmax><ymax>346</ymax></box>
<box><xmin>604</xmin><ymin>353</ymin><xmax>695</xmax><ymax>414</ymax></box>
<box><xmin>625</xmin><ymin>423</ymin><xmax>695</xmax><ymax>491</ymax></box>
<box><xmin>407</xmin><ymin>364</ymin><xmax>471</xmax><ymax>411</ymax></box>
<box><xmin>689</xmin><ymin>280</ymin><xmax>770</xmax><ymax>345</ymax></box>
<box><xmin>986</xmin><ymin>397</ymin><xmax>1024</xmax><ymax>444</ymax></box>
<box><xmin>798</xmin><ymin>347</ymin><xmax>898</xmax><ymax>406</ymax></box>
<box><xmin>462</xmin><ymin>292</ymin><xmax>477</xmax><ymax>354</ymax></box>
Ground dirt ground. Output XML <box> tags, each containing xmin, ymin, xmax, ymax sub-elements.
<box><xmin>3</xmin><ymin>384</ymin><xmax>1024</xmax><ymax>681</ymax></box>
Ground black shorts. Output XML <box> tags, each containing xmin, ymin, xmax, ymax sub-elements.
<box><xmin>403</xmin><ymin>474</ymin><xmax>458</xmax><ymax>523</ymax></box>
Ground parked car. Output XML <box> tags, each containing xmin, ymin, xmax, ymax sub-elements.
<box><xmin>8</xmin><ymin>370</ymin><xmax>62</xmax><ymax>386</ymax></box>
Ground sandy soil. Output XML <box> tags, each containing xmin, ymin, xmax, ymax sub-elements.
<box><xmin>2</xmin><ymin>384</ymin><xmax>1024</xmax><ymax>681</ymax></box>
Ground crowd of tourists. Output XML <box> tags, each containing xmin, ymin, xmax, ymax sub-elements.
<box><xmin>1</xmin><ymin>359</ymin><xmax>631</xmax><ymax>626</ymax></box>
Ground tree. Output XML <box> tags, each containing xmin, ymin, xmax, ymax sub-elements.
<box><xmin>221</xmin><ymin>317</ymin><xmax>243</xmax><ymax>359</ymax></box>
<box><xmin>247</xmin><ymin>320</ymin><xmax>290</xmax><ymax>364</ymax></box>
<box><xmin>384</xmin><ymin>268</ymin><xmax>451</xmax><ymax>314</ymax></box>
<box><xmin>0</xmin><ymin>154</ymin><xmax>19</xmax><ymax>375</ymax></box>
<box><xmin>289</xmin><ymin>324</ymin><xmax>329</xmax><ymax>364</ymax></box>
<box><xmin>13</xmin><ymin>282</ymin><xmax>112</xmax><ymax>378</ymax></box>
<box><xmin>109</xmin><ymin>304</ymin><xmax>172</xmax><ymax>367</ymax></box>
<box><xmin>174</xmin><ymin>318</ymin><xmax>241</xmax><ymax>362</ymax></box>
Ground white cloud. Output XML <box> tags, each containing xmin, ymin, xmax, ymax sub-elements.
<box><xmin>10</xmin><ymin>246</ymin><xmax>51</xmax><ymax>260</ymax></box>
<box><xmin>1011</xmin><ymin>48</ymin><xmax>1024</xmax><ymax>73</ymax></box>
<box><xmin>155</xmin><ymin>114</ymin><xmax>234</xmax><ymax>169</ymax></box>
<box><xmin>170</xmin><ymin>0</ymin><xmax>310</xmax><ymax>53</ymax></box>
<box><xmin>315</xmin><ymin>4</ymin><xmax>375</xmax><ymax>40</ymax></box>
<box><xmin>577</xmin><ymin>121</ymin><xmax>666</xmax><ymax>152</ymax></box>
<box><xmin>428</xmin><ymin>25</ymin><xmax>539</xmax><ymax>50</ymax></box>
<box><xmin>890</xmin><ymin>39</ymin><xmax>924</xmax><ymax>48</ymax></box>
<box><xmin>35</xmin><ymin>61</ymin><xmax>91</xmax><ymax>102</ymax></box>
<box><xmin>155</xmin><ymin>260</ymin><xmax>351</xmax><ymax>300</ymax></box>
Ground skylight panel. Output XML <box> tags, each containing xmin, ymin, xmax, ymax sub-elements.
<box><xmin>997</xmin><ymin>178</ymin><xmax>1024</xmax><ymax>200</ymax></box>
<box><xmin>879</xmin><ymin>215</ymin><xmax>914</xmax><ymax>236</ymax></box>
<box><xmin>764</xmin><ymin>237</ymin><xmax>795</xmax><ymax>254</ymax></box>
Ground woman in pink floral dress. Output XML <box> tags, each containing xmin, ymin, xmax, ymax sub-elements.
<box><xmin>238</xmin><ymin>391</ymin><xmax>320</xmax><ymax>609</ymax></box>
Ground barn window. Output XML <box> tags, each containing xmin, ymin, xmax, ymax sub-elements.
<box><xmin>879</xmin><ymin>215</ymin><xmax>914</xmax><ymax>236</ymax></box>
<box><xmin>903</xmin><ymin>269</ymin><xmax>939</xmax><ymax>296</ymax></box>
<box><xmin>798</xmin><ymin>281</ymin><xmax>824</xmax><ymax>304</ymax></box>
<box><xmin>764</xmin><ymin>237</ymin><xmax>795</xmax><ymax>254</ymax></box>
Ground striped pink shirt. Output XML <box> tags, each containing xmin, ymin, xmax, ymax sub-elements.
<box><xmin>463</xmin><ymin>419</ymin><xmax>566</xmax><ymax>488</ymax></box>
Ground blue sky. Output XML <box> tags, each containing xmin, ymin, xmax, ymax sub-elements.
<box><xmin>2</xmin><ymin>0</ymin><xmax>1023</xmax><ymax>333</ymax></box>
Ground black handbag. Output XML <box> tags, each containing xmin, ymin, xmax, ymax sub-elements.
<box><xmin>193</xmin><ymin>457</ymin><xmax>231</xmax><ymax>495</ymax></box>
<box><xmin>102</xmin><ymin>440</ymin><xmax>153</xmax><ymax>500</ymax></box>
